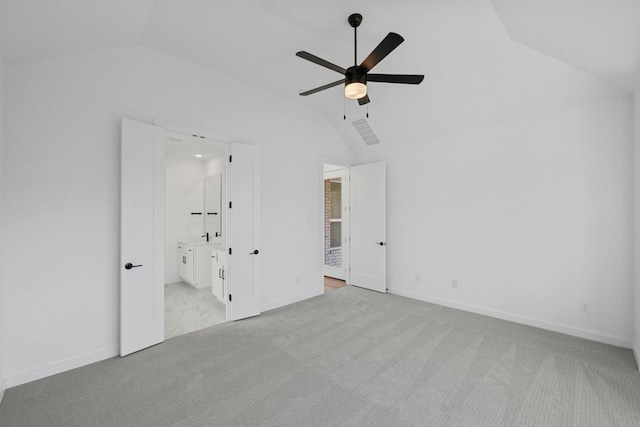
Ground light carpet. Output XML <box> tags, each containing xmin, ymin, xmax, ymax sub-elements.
<box><xmin>1</xmin><ymin>286</ymin><xmax>639</xmax><ymax>426</ymax></box>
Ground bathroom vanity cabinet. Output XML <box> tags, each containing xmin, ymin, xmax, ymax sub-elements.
<box><xmin>211</xmin><ymin>249</ymin><xmax>227</xmax><ymax>303</ymax></box>
<box><xmin>178</xmin><ymin>242</ymin><xmax>214</xmax><ymax>289</ymax></box>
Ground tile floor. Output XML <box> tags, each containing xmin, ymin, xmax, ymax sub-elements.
<box><xmin>164</xmin><ymin>282</ymin><xmax>227</xmax><ymax>339</ymax></box>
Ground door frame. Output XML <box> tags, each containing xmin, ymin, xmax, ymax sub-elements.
<box><xmin>323</xmin><ymin>168</ymin><xmax>348</xmax><ymax>280</ymax></box>
<box><xmin>153</xmin><ymin>119</ymin><xmax>238</xmax><ymax>321</ymax></box>
<box><xmin>154</xmin><ymin>119</ymin><xmax>237</xmax><ymax>145</ymax></box>
<box><xmin>319</xmin><ymin>157</ymin><xmax>351</xmax><ymax>292</ymax></box>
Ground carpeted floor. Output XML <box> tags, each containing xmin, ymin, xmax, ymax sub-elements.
<box><xmin>1</xmin><ymin>286</ymin><xmax>639</xmax><ymax>426</ymax></box>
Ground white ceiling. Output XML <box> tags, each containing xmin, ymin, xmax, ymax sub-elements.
<box><xmin>491</xmin><ymin>0</ymin><xmax>640</xmax><ymax>91</ymax></box>
<box><xmin>0</xmin><ymin>0</ymin><xmax>637</xmax><ymax>154</ymax></box>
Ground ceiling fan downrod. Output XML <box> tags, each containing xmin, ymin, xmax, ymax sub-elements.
<box><xmin>348</xmin><ymin>13</ymin><xmax>362</xmax><ymax>66</ymax></box>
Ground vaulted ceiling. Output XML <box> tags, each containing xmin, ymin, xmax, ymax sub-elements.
<box><xmin>1</xmin><ymin>0</ymin><xmax>638</xmax><ymax>154</ymax></box>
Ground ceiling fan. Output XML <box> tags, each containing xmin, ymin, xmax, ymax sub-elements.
<box><xmin>296</xmin><ymin>13</ymin><xmax>424</xmax><ymax>105</ymax></box>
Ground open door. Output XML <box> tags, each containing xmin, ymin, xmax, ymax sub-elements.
<box><xmin>349</xmin><ymin>161</ymin><xmax>386</xmax><ymax>293</ymax></box>
<box><xmin>120</xmin><ymin>119</ymin><xmax>165</xmax><ymax>356</ymax></box>
<box><xmin>227</xmin><ymin>142</ymin><xmax>261</xmax><ymax>320</ymax></box>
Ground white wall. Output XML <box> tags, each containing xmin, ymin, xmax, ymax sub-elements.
<box><xmin>3</xmin><ymin>45</ymin><xmax>353</xmax><ymax>386</ymax></box>
<box><xmin>164</xmin><ymin>157</ymin><xmax>206</xmax><ymax>284</ymax></box>
<box><xmin>204</xmin><ymin>156</ymin><xmax>225</xmax><ymax>177</ymax></box>
<box><xmin>357</xmin><ymin>94</ymin><xmax>635</xmax><ymax>347</ymax></box>
<box><xmin>0</xmin><ymin>54</ymin><xmax>6</xmax><ymax>401</ymax></box>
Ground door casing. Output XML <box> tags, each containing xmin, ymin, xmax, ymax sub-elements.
<box><xmin>323</xmin><ymin>167</ymin><xmax>349</xmax><ymax>280</ymax></box>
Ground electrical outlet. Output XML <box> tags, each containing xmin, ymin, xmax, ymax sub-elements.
<box><xmin>579</xmin><ymin>301</ymin><xmax>590</xmax><ymax>313</ymax></box>
<box><xmin>415</xmin><ymin>274</ymin><xmax>420</xmax><ymax>283</ymax></box>
<box><xmin>451</xmin><ymin>280</ymin><xmax>458</xmax><ymax>289</ymax></box>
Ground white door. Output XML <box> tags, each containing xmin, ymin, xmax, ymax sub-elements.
<box><xmin>227</xmin><ymin>142</ymin><xmax>261</xmax><ymax>321</ymax></box>
<box><xmin>120</xmin><ymin>119</ymin><xmax>165</xmax><ymax>356</ymax></box>
<box><xmin>349</xmin><ymin>162</ymin><xmax>386</xmax><ymax>293</ymax></box>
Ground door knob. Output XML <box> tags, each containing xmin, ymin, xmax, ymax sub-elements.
<box><xmin>249</xmin><ymin>250</ymin><xmax>259</xmax><ymax>255</ymax></box>
<box><xmin>375</xmin><ymin>242</ymin><xmax>385</xmax><ymax>246</ymax></box>
<box><xmin>125</xmin><ymin>263</ymin><xmax>142</xmax><ymax>270</ymax></box>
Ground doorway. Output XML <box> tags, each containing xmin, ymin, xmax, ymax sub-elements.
<box><xmin>163</xmin><ymin>130</ymin><xmax>228</xmax><ymax>338</ymax></box>
<box><xmin>323</xmin><ymin>163</ymin><xmax>349</xmax><ymax>292</ymax></box>
<box><xmin>319</xmin><ymin>160</ymin><xmax>388</xmax><ymax>296</ymax></box>
<box><xmin>121</xmin><ymin>118</ymin><xmax>262</xmax><ymax>356</ymax></box>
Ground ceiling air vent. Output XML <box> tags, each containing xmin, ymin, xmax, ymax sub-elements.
<box><xmin>166</xmin><ymin>136</ymin><xmax>184</xmax><ymax>143</ymax></box>
<box><xmin>352</xmin><ymin>118</ymin><xmax>381</xmax><ymax>146</ymax></box>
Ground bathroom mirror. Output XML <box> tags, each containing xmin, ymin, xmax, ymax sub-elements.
<box><xmin>204</xmin><ymin>174</ymin><xmax>222</xmax><ymax>238</ymax></box>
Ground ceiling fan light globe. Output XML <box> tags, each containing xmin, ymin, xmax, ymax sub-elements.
<box><xmin>345</xmin><ymin>82</ymin><xmax>367</xmax><ymax>99</ymax></box>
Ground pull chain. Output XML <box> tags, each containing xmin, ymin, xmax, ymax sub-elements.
<box><xmin>343</xmin><ymin>95</ymin><xmax>346</xmax><ymax>120</ymax></box>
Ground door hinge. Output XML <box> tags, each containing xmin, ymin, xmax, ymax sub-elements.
<box><xmin>229</xmin><ymin>201</ymin><xmax>232</xmax><ymax>209</ymax></box>
<box><xmin>228</xmin><ymin>248</ymin><xmax>232</xmax><ymax>255</ymax></box>
<box><xmin>229</xmin><ymin>294</ymin><xmax>232</xmax><ymax>302</ymax></box>
<box><xmin>229</xmin><ymin>155</ymin><xmax>232</xmax><ymax>162</ymax></box>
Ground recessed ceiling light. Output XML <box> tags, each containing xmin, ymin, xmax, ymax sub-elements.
<box><xmin>195</xmin><ymin>154</ymin><xmax>203</xmax><ymax>158</ymax></box>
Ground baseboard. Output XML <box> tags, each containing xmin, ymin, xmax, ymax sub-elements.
<box><xmin>261</xmin><ymin>289</ymin><xmax>323</xmax><ymax>313</ymax></box>
<box><xmin>5</xmin><ymin>346</ymin><xmax>119</xmax><ymax>388</ymax></box>
<box><xmin>388</xmin><ymin>288</ymin><xmax>632</xmax><ymax>349</ymax></box>
<box><xmin>634</xmin><ymin>347</ymin><xmax>640</xmax><ymax>371</ymax></box>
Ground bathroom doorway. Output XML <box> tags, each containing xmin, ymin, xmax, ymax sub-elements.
<box><xmin>163</xmin><ymin>130</ymin><xmax>228</xmax><ymax>338</ymax></box>
<box><xmin>121</xmin><ymin>119</ymin><xmax>262</xmax><ymax>355</ymax></box>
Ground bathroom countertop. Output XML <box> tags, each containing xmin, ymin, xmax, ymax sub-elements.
<box><xmin>178</xmin><ymin>237</ymin><xmax>223</xmax><ymax>246</ymax></box>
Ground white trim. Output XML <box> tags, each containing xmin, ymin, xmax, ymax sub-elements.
<box><xmin>5</xmin><ymin>346</ymin><xmax>119</xmax><ymax>388</ymax></box>
<box><xmin>153</xmin><ymin>119</ymin><xmax>236</xmax><ymax>143</ymax></box>
<box><xmin>261</xmin><ymin>289</ymin><xmax>323</xmax><ymax>312</ymax></box>
<box><xmin>388</xmin><ymin>288</ymin><xmax>633</xmax><ymax>349</ymax></box>
<box><xmin>634</xmin><ymin>348</ymin><xmax>640</xmax><ymax>371</ymax></box>
<box><xmin>0</xmin><ymin>378</ymin><xmax>6</xmax><ymax>404</ymax></box>
<box><xmin>320</xmin><ymin>156</ymin><xmax>352</xmax><ymax>291</ymax></box>
<box><xmin>324</xmin><ymin>169</ymin><xmax>345</xmax><ymax>180</ymax></box>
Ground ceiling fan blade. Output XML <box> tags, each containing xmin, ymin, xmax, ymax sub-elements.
<box><xmin>367</xmin><ymin>74</ymin><xmax>424</xmax><ymax>84</ymax></box>
<box><xmin>296</xmin><ymin>51</ymin><xmax>347</xmax><ymax>75</ymax></box>
<box><xmin>358</xmin><ymin>94</ymin><xmax>370</xmax><ymax>105</ymax></box>
<box><xmin>359</xmin><ymin>32</ymin><xmax>404</xmax><ymax>73</ymax></box>
<box><xmin>299</xmin><ymin>79</ymin><xmax>345</xmax><ymax>96</ymax></box>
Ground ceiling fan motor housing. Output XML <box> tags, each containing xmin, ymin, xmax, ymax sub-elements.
<box><xmin>345</xmin><ymin>66</ymin><xmax>366</xmax><ymax>86</ymax></box>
